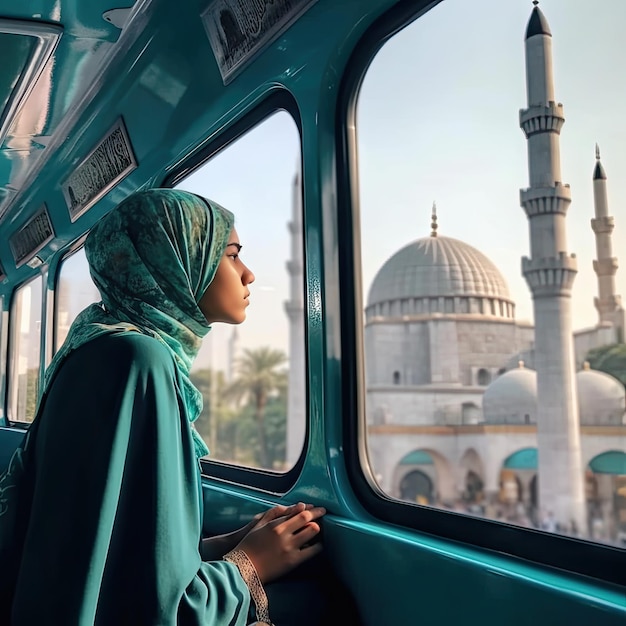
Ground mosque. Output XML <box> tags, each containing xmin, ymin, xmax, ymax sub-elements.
<box><xmin>283</xmin><ymin>3</ymin><xmax>626</xmax><ymax>541</ymax></box>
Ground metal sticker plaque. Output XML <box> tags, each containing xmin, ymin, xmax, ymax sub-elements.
<box><xmin>202</xmin><ymin>0</ymin><xmax>317</xmax><ymax>84</ymax></box>
<box><xmin>10</xmin><ymin>204</ymin><xmax>54</xmax><ymax>268</ymax></box>
<box><xmin>62</xmin><ymin>118</ymin><xmax>137</xmax><ymax>222</ymax></box>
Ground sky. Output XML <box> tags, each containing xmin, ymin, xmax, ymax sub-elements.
<box><xmin>357</xmin><ymin>0</ymin><xmax>626</xmax><ymax>329</ymax></box>
<box><xmin>62</xmin><ymin>0</ymin><xmax>626</xmax><ymax>373</ymax></box>
<box><xmin>176</xmin><ymin>112</ymin><xmax>300</xmax><ymax>372</ymax></box>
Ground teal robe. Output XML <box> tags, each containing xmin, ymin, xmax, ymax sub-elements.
<box><xmin>2</xmin><ymin>332</ymin><xmax>251</xmax><ymax>625</ymax></box>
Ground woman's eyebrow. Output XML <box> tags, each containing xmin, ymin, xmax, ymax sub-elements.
<box><xmin>226</xmin><ymin>242</ymin><xmax>242</xmax><ymax>252</ymax></box>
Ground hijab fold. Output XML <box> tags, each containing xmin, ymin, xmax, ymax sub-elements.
<box><xmin>44</xmin><ymin>188</ymin><xmax>234</xmax><ymax>458</ymax></box>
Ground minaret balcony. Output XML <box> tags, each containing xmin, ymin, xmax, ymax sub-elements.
<box><xmin>522</xmin><ymin>253</ymin><xmax>577</xmax><ymax>296</ymax></box>
<box><xmin>519</xmin><ymin>102</ymin><xmax>565</xmax><ymax>137</ymax></box>
<box><xmin>520</xmin><ymin>183</ymin><xmax>571</xmax><ymax>217</ymax></box>
<box><xmin>592</xmin><ymin>257</ymin><xmax>618</xmax><ymax>275</ymax></box>
<box><xmin>595</xmin><ymin>294</ymin><xmax>623</xmax><ymax>314</ymax></box>
<box><xmin>591</xmin><ymin>216</ymin><xmax>614</xmax><ymax>234</ymax></box>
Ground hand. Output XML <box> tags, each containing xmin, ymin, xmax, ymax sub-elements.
<box><xmin>235</xmin><ymin>501</ymin><xmax>326</xmax><ymax>584</ymax></box>
<box><xmin>201</xmin><ymin>503</ymin><xmax>318</xmax><ymax>561</ymax></box>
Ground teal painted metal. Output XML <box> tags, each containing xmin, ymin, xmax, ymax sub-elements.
<box><xmin>201</xmin><ymin>486</ymin><xmax>626</xmax><ymax>625</ymax></box>
<box><xmin>0</xmin><ymin>0</ymin><xmax>393</xmax><ymax>291</ymax></box>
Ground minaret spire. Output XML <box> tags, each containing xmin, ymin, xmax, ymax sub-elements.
<box><xmin>591</xmin><ymin>147</ymin><xmax>624</xmax><ymax>339</ymax></box>
<box><xmin>593</xmin><ymin>143</ymin><xmax>606</xmax><ymax>180</ymax></box>
<box><xmin>430</xmin><ymin>201</ymin><xmax>438</xmax><ymax>237</ymax></box>
<box><xmin>519</xmin><ymin>4</ymin><xmax>586</xmax><ymax>534</ymax></box>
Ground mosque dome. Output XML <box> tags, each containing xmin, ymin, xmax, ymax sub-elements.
<box><xmin>366</xmin><ymin>233</ymin><xmax>514</xmax><ymax>320</ymax></box>
<box><xmin>576</xmin><ymin>363</ymin><xmax>626</xmax><ymax>425</ymax></box>
<box><xmin>483</xmin><ymin>363</ymin><xmax>537</xmax><ymax>424</ymax></box>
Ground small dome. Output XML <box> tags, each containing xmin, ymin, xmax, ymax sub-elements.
<box><xmin>577</xmin><ymin>364</ymin><xmax>625</xmax><ymax>425</ymax></box>
<box><xmin>483</xmin><ymin>363</ymin><xmax>537</xmax><ymax>424</ymax></box>
<box><xmin>367</xmin><ymin>235</ymin><xmax>511</xmax><ymax>308</ymax></box>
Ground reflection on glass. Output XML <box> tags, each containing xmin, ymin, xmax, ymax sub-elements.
<box><xmin>176</xmin><ymin>111</ymin><xmax>305</xmax><ymax>472</ymax></box>
<box><xmin>357</xmin><ymin>0</ymin><xmax>625</xmax><ymax>547</ymax></box>
<box><xmin>10</xmin><ymin>276</ymin><xmax>42</xmax><ymax>422</ymax></box>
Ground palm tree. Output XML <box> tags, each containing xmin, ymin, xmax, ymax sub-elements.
<box><xmin>229</xmin><ymin>347</ymin><xmax>287</xmax><ymax>468</ymax></box>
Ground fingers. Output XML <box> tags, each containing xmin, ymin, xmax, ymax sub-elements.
<box><xmin>275</xmin><ymin>506</ymin><xmax>326</xmax><ymax>535</ymax></box>
<box><xmin>257</xmin><ymin>501</ymin><xmax>314</xmax><ymax>525</ymax></box>
<box><xmin>292</xmin><ymin>521</ymin><xmax>321</xmax><ymax>546</ymax></box>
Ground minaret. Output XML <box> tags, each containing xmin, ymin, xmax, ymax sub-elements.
<box><xmin>284</xmin><ymin>168</ymin><xmax>306</xmax><ymax>466</ymax></box>
<box><xmin>519</xmin><ymin>2</ymin><xmax>586</xmax><ymax>533</ymax></box>
<box><xmin>591</xmin><ymin>146</ymin><xmax>624</xmax><ymax>341</ymax></box>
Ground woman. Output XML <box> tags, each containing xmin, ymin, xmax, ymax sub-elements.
<box><xmin>0</xmin><ymin>189</ymin><xmax>325</xmax><ymax>625</ymax></box>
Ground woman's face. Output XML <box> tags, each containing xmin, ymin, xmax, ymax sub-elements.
<box><xmin>198</xmin><ymin>228</ymin><xmax>255</xmax><ymax>324</ymax></box>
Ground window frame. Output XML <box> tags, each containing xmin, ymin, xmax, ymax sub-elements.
<box><xmin>164</xmin><ymin>88</ymin><xmax>308</xmax><ymax>494</ymax></box>
<box><xmin>336</xmin><ymin>0</ymin><xmax>625</xmax><ymax>587</ymax></box>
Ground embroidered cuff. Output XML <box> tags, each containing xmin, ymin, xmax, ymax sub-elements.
<box><xmin>223</xmin><ymin>549</ymin><xmax>273</xmax><ymax>626</ymax></box>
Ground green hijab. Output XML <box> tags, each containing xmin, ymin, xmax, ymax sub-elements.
<box><xmin>44</xmin><ymin>188</ymin><xmax>234</xmax><ymax>458</ymax></box>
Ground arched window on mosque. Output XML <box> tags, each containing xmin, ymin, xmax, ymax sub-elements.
<box><xmin>477</xmin><ymin>368</ymin><xmax>491</xmax><ymax>386</ymax></box>
<box><xmin>393</xmin><ymin>371</ymin><xmax>401</xmax><ymax>385</ymax></box>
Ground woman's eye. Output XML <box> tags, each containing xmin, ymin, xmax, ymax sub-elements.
<box><xmin>229</xmin><ymin>254</ymin><xmax>239</xmax><ymax>260</ymax></box>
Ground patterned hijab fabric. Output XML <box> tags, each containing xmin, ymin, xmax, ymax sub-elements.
<box><xmin>44</xmin><ymin>188</ymin><xmax>234</xmax><ymax>457</ymax></box>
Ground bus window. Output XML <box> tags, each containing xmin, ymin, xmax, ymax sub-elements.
<box><xmin>9</xmin><ymin>276</ymin><xmax>43</xmax><ymax>423</ymax></box>
<box><xmin>355</xmin><ymin>0</ymin><xmax>625</xmax><ymax>545</ymax></box>
<box><xmin>174</xmin><ymin>110</ymin><xmax>304</xmax><ymax>472</ymax></box>
<box><xmin>54</xmin><ymin>248</ymin><xmax>100</xmax><ymax>353</ymax></box>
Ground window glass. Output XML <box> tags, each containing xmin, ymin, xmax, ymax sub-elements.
<box><xmin>356</xmin><ymin>0</ymin><xmax>625</xmax><ymax>547</ymax></box>
<box><xmin>175</xmin><ymin>111</ymin><xmax>304</xmax><ymax>472</ymax></box>
<box><xmin>55</xmin><ymin>248</ymin><xmax>100</xmax><ymax>353</ymax></box>
<box><xmin>9</xmin><ymin>276</ymin><xmax>43</xmax><ymax>422</ymax></box>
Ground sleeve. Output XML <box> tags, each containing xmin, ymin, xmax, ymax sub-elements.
<box><xmin>11</xmin><ymin>333</ymin><xmax>251</xmax><ymax>626</ymax></box>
